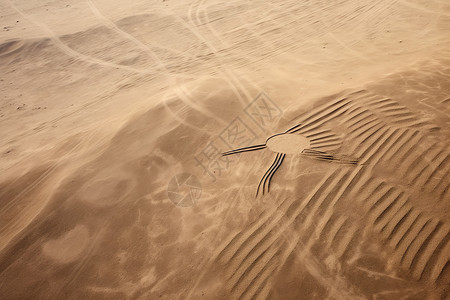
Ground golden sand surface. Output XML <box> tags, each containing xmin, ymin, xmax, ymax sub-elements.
<box><xmin>0</xmin><ymin>0</ymin><xmax>449</xmax><ymax>299</ymax></box>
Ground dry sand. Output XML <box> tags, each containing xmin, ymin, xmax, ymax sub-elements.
<box><xmin>1</xmin><ymin>0</ymin><xmax>450</xmax><ymax>299</ymax></box>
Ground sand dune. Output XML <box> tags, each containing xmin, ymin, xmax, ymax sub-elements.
<box><xmin>1</xmin><ymin>0</ymin><xmax>450</xmax><ymax>299</ymax></box>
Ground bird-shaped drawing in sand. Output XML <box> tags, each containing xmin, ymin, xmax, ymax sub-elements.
<box><xmin>222</xmin><ymin>122</ymin><xmax>360</xmax><ymax>197</ymax></box>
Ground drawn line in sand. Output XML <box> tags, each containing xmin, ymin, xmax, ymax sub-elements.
<box><xmin>213</xmin><ymin>88</ymin><xmax>450</xmax><ymax>298</ymax></box>
<box><xmin>223</xmin><ymin>129</ymin><xmax>359</xmax><ymax>196</ymax></box>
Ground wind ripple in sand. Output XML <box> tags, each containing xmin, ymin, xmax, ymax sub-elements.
<box><xmin>204</xmin><ymin>61</ymin><xmax>450</xmax><ymax>299</ymax></box>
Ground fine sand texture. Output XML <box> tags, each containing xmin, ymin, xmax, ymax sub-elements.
<box><xmin>1</xmin><ymin>0</ymin><xmax>450</xmax><ymax>299</ymax></box>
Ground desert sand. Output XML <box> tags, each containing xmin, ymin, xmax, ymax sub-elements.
<box><xmin>1</xmin><ymin>0</ymin><xmax>450</xmax><ymax>299</ymax></box>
